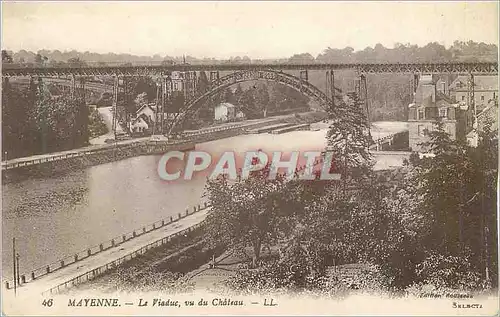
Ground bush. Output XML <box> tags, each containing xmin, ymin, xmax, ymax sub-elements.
<box><xmin>414</xmin><ymin>253</ymin><xmax>483</xmax><ymax>291</ymax></box>
<box><xmin>88</xmin><ymin>108</ymin><xmax>108</xmax><ymax>138</ymax></box>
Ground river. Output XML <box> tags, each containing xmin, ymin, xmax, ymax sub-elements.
<box><xmin>1</xmin><ymin>121</ymin><xmax>408</xmax><ymax>279</ymax></box>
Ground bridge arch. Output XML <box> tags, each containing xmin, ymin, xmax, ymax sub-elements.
<box><xmin>167</xmin><ymin>69</ymin><xmax>334</xmax><ymax>134</ymax></box>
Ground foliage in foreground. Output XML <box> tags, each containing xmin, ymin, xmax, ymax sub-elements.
<box><xmin>204</xmin><ymin>95</ymin><xmax>497</xmax><ymax>294</ymax></box>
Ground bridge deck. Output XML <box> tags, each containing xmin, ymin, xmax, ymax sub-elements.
<box><xmin>2</xmin><ymin>62</ymin><xmax>497</xmax><ymax>77</ymax></box>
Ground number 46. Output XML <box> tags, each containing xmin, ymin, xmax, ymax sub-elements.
<box><xmin>42</xmin><ymin>299</ymin><xmax>53</xmax><ymax>307</ymax></box>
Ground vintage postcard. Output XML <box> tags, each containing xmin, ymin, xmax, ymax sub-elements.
<box><xmin>1</xmin><ymin>1</ymin><xmax>499</xmax><ymax>316</ymax></box>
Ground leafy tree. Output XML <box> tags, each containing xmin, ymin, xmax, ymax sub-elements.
<box><xmin>88</xmin><ymin>108</ymin><xmax>108</xmax><ymax>138</ymax></box>
<box><xmin>326</xmin><ymin>92</ymin><xmax>372</xmax><ymax>191</ymax></box>
<box><xmin>134</xmin><ymin>92</ymin><xmax>148</xmax><ymax>109</ymax></box>
<box><xmin>204</xmin><ymin>165</ymin><xmax>286</xmax><ymax>268</ymax></box>
<box><xmin>67</xmin><ymin>57</ymin><xmax>87</xmax><ymax>67</ymax></box>
<box><xmin>402</xmin><ymin>119</ymin><xmax>498</xmax><ymax>289</ymax></box>
<box><xmin>34</xmin><ymin>53</ymin><xmax>48</xmax><ymax>66</ymax></box>
<box><xmin>223</xmin><ymin>87</ymin><xmax>236</xmax><ymax>104</ymax></box>
<box><xmin>2</xmin><ymin>78</ymin><xmax>90</xmax><ymax>158</ymax></box>
<box><xmin>197</xmin><ymin>71</ymin><xmax>210</xmax><ymax>94</ymax></box>
<box><xmin>2</xmin><ymin>50</ymin><xmax>13</xmax><ymax>63</ymax></box>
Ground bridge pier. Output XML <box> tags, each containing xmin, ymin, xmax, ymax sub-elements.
<box><xmin>326</xmin><ymin>69</ymin><xmax>335</xmax><ymax>107</ymax></box>
<box><xmin>209</xmin><ymin>71</ymin><xmax>220</xmax><ymax>82</ymax></box>
<box><xmin>355</xmin><ymin>72</ymin><xmax>371</xmax><ymax>142</ymax></box>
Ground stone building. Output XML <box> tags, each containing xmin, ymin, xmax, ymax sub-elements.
<box><xmin>408</xmin><ymin>74</ymin><xmax>498</xmax><ymax>152</ymax></box>
<box><xmin>408</xmin><ymin>75</ymin><xmax>465</xmax><ymax>152</ymax></box>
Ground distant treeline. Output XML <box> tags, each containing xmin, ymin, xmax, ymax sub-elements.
<box><xmin>2</xmin><ymin>40</ymin><xmax>497</xmax><ymax>126</ymax></box>
<box><xmin>2</xmin><ymin>41</ymin><xmax>497</xmax><ymax>66</ymax></box>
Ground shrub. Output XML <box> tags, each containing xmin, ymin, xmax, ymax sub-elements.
<box><xmin>414</xmin><ymin>253</ymin><xmax>483</xmax><ymax>291</ymax></box>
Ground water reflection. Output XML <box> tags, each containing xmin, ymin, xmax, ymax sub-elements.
<box><xmin>2</xmin><ymin>124</ymin><xmax>406</xmax><ymax>279</ymax></box>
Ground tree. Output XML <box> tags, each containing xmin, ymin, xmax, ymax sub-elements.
<box><xmin>2</xmin><ymin>50</ymin><xmax>13</xmax><ymax>63</ymax></box>
<box><xmin>223</xmin><ymin>88</ymin><xmax>236</xmax><ymax>104</ymax></box>
<box><xmin>197</xmin><ymin>71</ymin><xmax>210</xmax><ymax>94</ymax></box>
<box><xmin>289</xmin><ymin>53</ymin><xmax>315</xmax><ymax>63</ymax></box>
<box><xmin>34</xmin><ymin>53</ymin><xmax>48</xmax><ymax>66</ymax></box>
<box><xmin>402</xmin><ymin>119</ymin><xmax>498</xmax><ymax>289</ymax></box>
<box><xmin>67</xmin><ymin>57</ymin><xmax>87</xmax><ymax>67</ymax></box>
<box><xmin>205</xmin><ymin>165</ymin><xmax>286</xmax><ymax>268</ymax></box>
<box><xmin>254</xmin><ymin>84</ymin><xmax>270</xmax><ymax>117</ymax></box>
<box><xmin>326</xmin><ymin>92</ymin><xmax>372</xmax><ymax>192</ymax></box>
<box><xmin>134</xmin><ymin>92</ymin><xmax>148</xmax><ymax>109</ymax></box>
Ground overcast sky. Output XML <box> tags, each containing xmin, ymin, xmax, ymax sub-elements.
<box><xmin>2</xmin><ymin>1</ymin><xmax>498</xmax><ymax>59</ymax></box>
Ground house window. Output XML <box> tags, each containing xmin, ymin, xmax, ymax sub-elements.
<box><xmin>417</xmin><ymin>109</ymin><xmax>424</xmax><ymax>120</ymax></box>
<box><xmin>461</xmin><ymin>95</ymin><xmax>465</xmax><ymax>101</ymax></box>
<box><xmin>439</xmin><ymin>108</ymin><xmax>448</xmax><ymax>118</ymax></box>
<box><xmin>174</xmin><ymin>82</ymin><xmax>178</xmax><ymax>90</ymax></box>
<box><xmin>481</xmin><ymin>95</ymin><xmax>485</xmax><ymax>101</ymax></box>
<box><xmin>418</xmin><ymin>125</ymin><xmax>426</xmax><ymax>137</ymax></box>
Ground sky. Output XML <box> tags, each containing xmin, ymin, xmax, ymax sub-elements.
<box><xmin>2</xmin><ymin>1</ymin><xmax>498</xmax><ymax>59</ymax></box>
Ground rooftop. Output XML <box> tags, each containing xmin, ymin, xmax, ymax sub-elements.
<box><xmin>450</xmin><ymin>75</ymin><xmax>498</xmax><ymax>91</ymax></box>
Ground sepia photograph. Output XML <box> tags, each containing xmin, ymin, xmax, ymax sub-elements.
<box><xmin>1</xmin><ymin>1</ymin><xmax>499</xmax><ymax>315</ymax></box>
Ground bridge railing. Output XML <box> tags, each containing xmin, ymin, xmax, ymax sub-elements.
<box><xmin>4</xmin><ymin>201</ymin><xmax>211</xmax><ymax>290</ymax></box>
<box><xmin>38</xmin><ymin>156</ymin><xmax>328</xmax><ymax>295</ymax></box>
<box><xmin>41</xmin><ymin>220</ymin><xmax>207</xmax><ymax>296</ymax></box>
<box><xmin>1</xmin><ymin>138</ymin><xmax>196</xmax><ymax>170</ymax></box>
<box><xmin>16</xmin><ymin>152</ymin><xmax>329</xmax><ymax>294</ymax></box>
<box><xmin>370</xmin><ymin>131</ymin><xmax>409</xmax><ymax>151</ymax></box>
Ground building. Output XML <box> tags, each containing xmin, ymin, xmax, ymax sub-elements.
<box><xmin>130</xmin><ymin>104</ymin><xmax>156</xmax><ymax>135</ymax></box>
<box><xmin>135</xmin><ymin>104</ymin><xmax>156</xmax><ymax>123</ymax></box>
<box><xmin>448</xmin><ymin>75</ymin><xmax>498</xmax><ymax>113</ymax></box>
<box><xmin>130</xmin><ymin>116</ymin><xmax>149</xmax><ymax>135</ymax></box>
<box><xmin>448</xmin><ymin>75</ymin><xmax>498</xmax><ymax>146</ymax></box>
<box><xmin>214</xmin><ymin>102</ymin><xmax>236</xmax><ymax>122</ymax></box>
<box><xmin>408</xmin><ymin>75</ymin><xmax>466</xmax><ymax>152</ymax></box>
<box><xmin>408</xmin><ymin>74</ymin><xmax>498</xmax><ymax>152</ymax></box>
<box><xmin>170</xmin><ymin>71</ymin><xmax>197</xmax><ymax>99</ymax></box>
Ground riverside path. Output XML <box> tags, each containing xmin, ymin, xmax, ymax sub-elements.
<box><xmin>3</xmin><ymin>208</ymin><xmax>210</xmax><ymax>299</ymax></box>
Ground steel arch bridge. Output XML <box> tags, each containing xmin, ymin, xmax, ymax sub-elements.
<box><xmin>1</xmin><ymin>61</ymin><xmax>498</xmax><ymax>77</ymax></box>
<box><xmin>165</xmin><ymin>69</ymin><xmax>341</xmax><ymax>135</ymax></box>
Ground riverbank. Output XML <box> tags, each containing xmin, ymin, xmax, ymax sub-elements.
<box><xmin>1</xmin><ymin>140</ymin><xmax>194</xmax><ymax>184</ymax></box>
<box><xmin>2</xmin><ymin>111</ymin><xmax>326</xmax><ymax>184</ymax></box>
<box><xmin>4</xmin><ymin>207</ymin><xmax>211</xmax><ymax>297</ymax></box>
